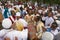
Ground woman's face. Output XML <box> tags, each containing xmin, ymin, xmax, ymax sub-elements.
<box><xmin>51</xmin><ymin>25</ymin><xmax>57</xmax><ymax>30</ymax></box>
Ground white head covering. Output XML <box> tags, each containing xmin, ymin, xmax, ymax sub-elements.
<box><xmin>22</xmin><ymin>5</ymin><xmax>24</xmax><ymax>8</ymax></box>
<box><xmin>2</xmin><ymin>18</ymin><xmax>12</xmax><ymax>29</ymax></box>
<box><xmin>16</xmin><ymin>12</ymin><xmax>21</xmax><ymax>16</ymax></box>
<box><xmin>42</xmin><ymin>32</ymin><xmax>54</xmax><ymax>40</ymax></box>
<box><xmin>29</xmin><ymin>6</ymin><xmax>32</xmax><ymax>9</ymax></box>
<box><xmin>19</xmin><ymin>5</ymin><xmax>22</xmax><ymax>8</ymax></box>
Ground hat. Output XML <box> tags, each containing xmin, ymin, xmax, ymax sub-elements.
<box><xmin>2</xmin><ymin>18</ymin><xmax>12</xmax><ymax>29</ymax></box>
<box><xmin>19</xmin><ymin>5</ymin><xmax>22</xmax><ymax>8</ymax></box>
<box><xmin>16</xmin><ymin>21</ymin><xmax>24</xmax><ymax>31</ymax></box>
<box><xmin>29</xmin><ymin>6</ymin><xmax>32</xmax><ymax>9</ymax></box>
<box><xmin>16</xmin><ymin>12</ymin><xmax>21</xmax><ymax>16</ymax></box>
<box><xmin>42</xmin><ymin>32</ymin><xmax>54</xmax><ymax>40</ymax></box>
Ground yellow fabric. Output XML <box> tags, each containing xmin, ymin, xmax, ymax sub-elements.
<box><xmin>14</xmin><ymin>9</ymin><xmax>19</xmax><ymax>13</ymax></box>
<box><xmin>24</xmin><ymin>14</ymin><xmax>33</xmax><ymax>23</ymax></box>
<box><xmin>37</xmin><ymin>21</ymin><xmax>44</xmax><ymax>32</ymax></box>
<box><xmin>36</xmin><ymin>21</ymin><xmax>44</xmax><ymax>38</ymax></box>
<box><xmin>16</xmin><ymin>21</ymin><xmax>24</xmax><ymax>31</ymax></box>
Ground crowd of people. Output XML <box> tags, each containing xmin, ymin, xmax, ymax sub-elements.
<box><xmin>0</xmin><ymin>1</ymin><xmax>60</xmax><ymax>40</ymax></box>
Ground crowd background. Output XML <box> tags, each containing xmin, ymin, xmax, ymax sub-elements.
<box><xmin>0</xmin><ymin>0</ymin><xmax>60</xmax><ymax>40</ymax></box>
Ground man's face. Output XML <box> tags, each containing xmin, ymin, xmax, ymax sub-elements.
<box><xmin>48</xmin><ymin>13</ymin><xmax>52</xmax><ymax>17</ymax></box>
<box><xmin>16</xmin><ymin>16</ymin><xmax>20</xmax><ymax>20</ymax></box>
<box><xmin>11</xmin><ymin>11</ymin><xmax>16</xmax><ymax>16</ymax></box>
<box><xmin>51</xmin><ymin>25</ymin><xmax>56</xmax><ymax>30</ymax></box>
<box><xmin>28</xmin><ymin>10</ymin><xmax>32</xmax><ymax>15</ymax></box>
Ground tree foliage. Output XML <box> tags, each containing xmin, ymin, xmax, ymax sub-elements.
<box><xmin>0</xmin><ymin>0</ymin><xmax>60</xmax><ymax>5</ymax></box>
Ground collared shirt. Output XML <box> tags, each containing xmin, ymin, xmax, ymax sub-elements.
<box><xmin>42</xmin><ymin>16</ymin><xmax>54</xmax><ymax>28</ymax></box>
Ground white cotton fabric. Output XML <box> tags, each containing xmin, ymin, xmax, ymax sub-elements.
<box><xmin>2</xmin><ymin>18</ymin><xmax>12</xmax><ymax>29</ymax></box>
<box><xmin>42</xmin><ymin>16</ymin><xmax>54</xmax><ymax>28</ymax></box>
<box><xmin>42</xmin><ymin>32</ymin><xmax>54</xmax><ymax>40</ymax></box>
<box><xmin>4</xmin><ymin>30</ymin><xmax>22</xmax><ymax>40</ymax></box>
<box><xmin>0</xmin><ymin>29</ymin><xmax>13</xmax><ymax>40</ymax></box>
<box><xmin>19</xmin><ymin>19</ymin><xmax>28</xmax><ymax>27</ymax></box>
<box><xmin>16</xmin><ymin>12</ymin><xmax>21</xmax><ymax>16</ymax></box>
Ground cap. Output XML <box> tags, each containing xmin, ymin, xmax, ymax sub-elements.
<box><xmin>16</xmin><ymin>12</ymin><xmax>21</xmax><ymax>16</ymax></box>
<box><xmin>42</xmin><ymin>32</ymin><xmax>54</xmax><ymax>40</ymax></box>
<box><xmin>2</xmin><ymin>18</ymin><xmax>12</xmax><ymax>29</ymax></box>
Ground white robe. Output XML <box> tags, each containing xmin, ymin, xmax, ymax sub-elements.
<box><xmin>0</xmin><ymin>29</ymin><xmax>13</xmax><ymax>40</ymax></box>
<box><xmin>18</xmin><ymin>18</ymin><xmax>28</xmax><ymax>40</ymax></box>
<box><xmin>51</xmin><ymin>29</ymin><xmax>58</xmax><ymax>35</ymax></box>
<box><xmin>42</xmin><ymin>16</ymin><xmax>54</xmax><ymax>28</ymax></box>
<box><xmin>21</xmin><ymin>29</ymin><xmax>28</xmax><ymax>40</ymax></box>
<box><xmin>4</xmin><ymin>30</ymin><xmax>22</xmax><ymax>40</ymax></box>
<box><xmin>42</xmin><ymin>32</ymin><xmax>54</xmax><ymax>40</ymax></box>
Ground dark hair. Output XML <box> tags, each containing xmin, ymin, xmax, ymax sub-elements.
<box><xmin>11</xmin><ymin>10</ymin><xmax>16</xmax><ymax>15</ymax></box>
<box><xmin>20</xmin><ymin>7</ymin><xmax>23</xmax><ymax>11</ymax></box>
<box><xmin>36</xmin><ymin>16</ymin><xmax>42</xmax><ymax>21</ymax></box>
<box><xmin>52</xmin><ymin>22</ymin><xmax>58</xmax><ymax>27</ymax></box>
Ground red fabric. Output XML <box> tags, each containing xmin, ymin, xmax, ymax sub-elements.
<box><xmin>24</xmin><ymin>27</ymin><xmax>28</xmax><ymax>29</ymax></box>
<box><xmin>32</xmin><ymin>5</ymin><xmax>35</xmax><ymax>9</ymax></box>
<box><xmin>9</xmin><ymin>16</ymin><xmax>16</xmax><ymax>24</ymax></box>
<box><xmin>28</xmin><ymin>24</ymin><xmax>37</xmax><ymax>39</ymax></box>
<box><xmin>9</xmin><ymin>17</ymin><xmax>14</xmax><ymax>24</ymax></box>
<box><xmin>12</xmin><ymin>16</ymin><xmax>16</xmax><ymax>20</ymax></box>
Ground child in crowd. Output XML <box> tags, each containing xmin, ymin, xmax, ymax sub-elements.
<box><xmin>51</xmin><ymin>22</ymin><xmax>58</xmax><ymax>35</ymax></box>
<box><xmin>42</xmin><ymin>12</ymin><xmax>54</xmax><ymax>28</ymax></box>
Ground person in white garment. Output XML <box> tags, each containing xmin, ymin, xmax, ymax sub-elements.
<box><xmin>4</xmin><ymin>20</ymin><xmax>24</xmax><ymax>40</ymax></box>
<box><xmin>4</xmin><ymin>12</ymin><xmax>21</xmax><ymax>40</ymax></box>
<box><xmin>51</xmin><ymin>22</ymin><xmax>58</xmax><ymax>35</ymax></box>
<box><xmin>4</xmin><ymin>11</ymin><xmax>28</xmax><ymax>40</ymax></box>
<box><xmin>18</xmin><ymin>18</ymin><xmax>28</xmax><ymax>40</ymax></box>
<box><xmin>4</xmin><ymin>12</ymin><xmax>23</xmax><ymax>40</ymax></box>
<box><xmin>54</xmin><ymin>32</ymin><xmax>60</xmax><ymax>40</ymax></box>
<box><xmin>0</xmin><ymin>18</ymin><xmax>12</xmax><ymax>40</ymax></box>
<box><xmin>42</xmin><ymin>32</ymin><xmax>54</xmax><ymax>40</ymax></box>
<box><xmin>16</xmin><ymin>11</ymin><xmax>28</xmax><ymax>40</ymax></box>
<box><xmin>42</xmin><ymin>12</ymin><xmax>54</xmax><ymax>28</ymax></box>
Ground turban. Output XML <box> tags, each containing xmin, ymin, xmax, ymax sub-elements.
<box><xmin>2</xmin><ymin>18</ymin><xmax>12</xmax><ymax>29</ymax></box>
<box><xmin>42</xmin><ymin>32</ymin><xmax>54</xmax><ymax>40</ymax></box>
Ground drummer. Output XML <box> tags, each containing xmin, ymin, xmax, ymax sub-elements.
<box><xmin>0</xmin><ymin>18</ymin><xmax>12</xmax><ymax>40</ymax></box>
